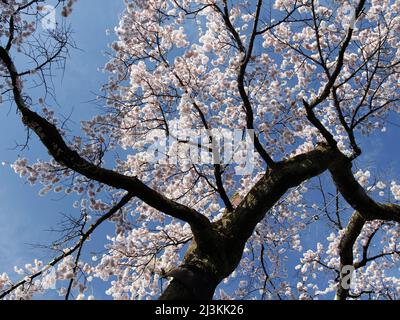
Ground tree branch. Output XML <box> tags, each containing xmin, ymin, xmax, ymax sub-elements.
<box><xmin>215</xmin><ymin>0</ymin><xmax>276</xmax><ymax>168</ymax></box>
<box><xmin>335</xmin><ymin>211</ymin><xmax>365</xmax><ymax>300</ymax></box>
<box><xmin>0</xmin><ymin>46</ymin><xmax>212</xmax><ymax>235</ymax></box>
<box><xmin>217</xmin><ymin>143</ymin><xmax>338</xmax><ymax>241</ymax></box>
<box><xmin>0</xmin><ymin>192</ymin><xmax>134</xmax><ymax>299</ymax></box>
<box><xmin>329</xmin><ymin>154</ymin><xmax>400</xmax><ymax>223</ymax></box>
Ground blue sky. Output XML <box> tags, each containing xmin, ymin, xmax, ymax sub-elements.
<box><xmin>0</xmin><ymin>0</ymin><xmax>125</xmax><ymax>298</ymax></box>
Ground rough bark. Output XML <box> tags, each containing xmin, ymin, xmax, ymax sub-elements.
<box><xmin>160</xmin><ymin>144</ymin><xmax>340</xmax><ymax>299</ymax></box>
<box><xmin>335</xmin><ymin>211</ymin><xmax>366</xmax><ymax>300</ymax></box>
<box><xmin>329</xmin><ymin>153</ymin><xmax>400</xmax><ymax>300</ymax></box>
<box><xmin>329</xmin><ymin>156</ymin><xmax>400</xmax><ymax>223</ymax></box>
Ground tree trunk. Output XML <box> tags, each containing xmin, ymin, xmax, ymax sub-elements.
<box><xmin>159</xmin><ymin>266</ymin><xmax>219</xmax><ymax>300</ymax></box>
<box><xmin>159</xmin><ymin>145</ymin><xmax>340</xmax><ymax>300</ymax></box>
<box><xmin>159</xmin><ymin>226</ymin><xmax>246</xmax><ymax>300</ymax></box>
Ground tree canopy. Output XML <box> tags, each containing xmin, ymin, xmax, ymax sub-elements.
<box><xmin>0</xmin><ymin>0</ymin><xmax>400</xmax><ymax>300</ymax></box>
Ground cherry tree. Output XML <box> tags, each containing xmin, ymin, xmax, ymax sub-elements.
<box><xmin>0</xmin><ymin>0</ymin><xmax>400</xmax><ymax>300</ymax></box>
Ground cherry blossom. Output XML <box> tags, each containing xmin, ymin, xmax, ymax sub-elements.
<box><xmin>0</xmin><ymin>0</ymin><xmax>399</xmax><ymax>300</ymax></box>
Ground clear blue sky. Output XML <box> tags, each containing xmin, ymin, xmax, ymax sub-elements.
<box><xmin>0</xmin><ymin>0</ymin><xmax>125</xmax><ymax>298</ymax></box>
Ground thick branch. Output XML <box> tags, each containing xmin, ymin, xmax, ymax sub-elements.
<box><xmin>329</xmin><ymin>155</ymin><xmax>400</xmax><ymax>223</ymax></box>
<box><xmin>330</xmin><ymin>153</ymin><xmax>400</xmax><ymax>300</ymax></box>
<box><xmin>217</xmin><ymin>143</ymin><xmax>337</xmax><ymax>241</ymax></box>
<box><xmin>0</xmin><ymin>46</ymin><xmax>211</xmax><ymax>234</ymax></box>
<box><xmin>335</xmin><ymin>211</ymin><xmax>365</xmax><ymax>300</ymax></box>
